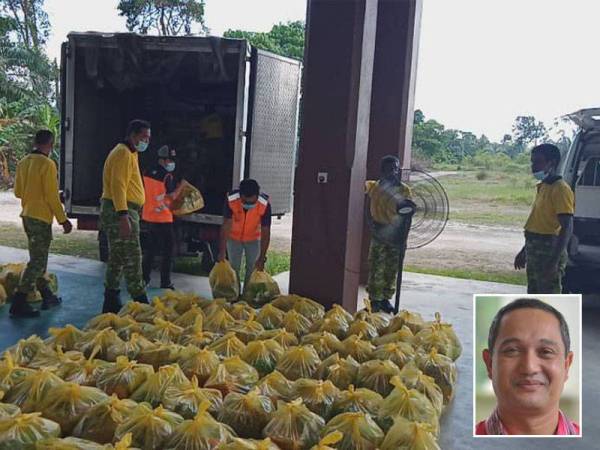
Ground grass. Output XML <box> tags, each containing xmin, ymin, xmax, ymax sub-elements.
<box><xmin>404</xmin><ymin>265</ymin><xmax>527</xmax><ymax>286</ymax></box>
<box><xmin>173</xmin><ymin>250</ymin><xmax>291</xmax><ymax>277</ymax></box>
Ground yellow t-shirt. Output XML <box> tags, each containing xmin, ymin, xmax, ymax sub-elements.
<box><xmin>365</xmin><ymin>180</ymin><xmax>412</xmax><ymax>225</ymax></box>
<box><xmin>524</xmin><ymin>178</ymin><xmax>574</xmax><ymax>235</ymax></box>
<box><xmin>14</xmin><ymin>153</ymin><xmax>67</xmax><ymax>225</ymax></box>
<box><xmin>101</xmin><ymin>143</ymin><xmax>145</xmax><ymax>211</ymax></box>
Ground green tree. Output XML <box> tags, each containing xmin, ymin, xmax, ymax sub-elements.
<box><xmin>224</xmin><ymin>20</ymin><xmax>305</xmax><ymax>60</ymax></box>
<box><xmin>118</xmin><ymin>0</ymin><xmax>207</xmax><ymax>36</ymax></box>
<box><xmin>512</xmin><ymin>115</ymin><xmax>548</xmax><ymax>148</ymax></box>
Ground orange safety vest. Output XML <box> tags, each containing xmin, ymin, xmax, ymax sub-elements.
<box><xmin>142</xmin><ymin>175</ymin><xmax>173</xmax><ymax>223</ymax></box>
<box><xmin>228</xmin><ymin>191</ymin><xmax>269</xmax><ymax>242</ymax></box>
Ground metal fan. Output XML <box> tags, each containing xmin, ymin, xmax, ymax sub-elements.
<box><xmin>366</xmin><ymin>169</ymin><xmax>449</xmax><ymax>312</ymax></box>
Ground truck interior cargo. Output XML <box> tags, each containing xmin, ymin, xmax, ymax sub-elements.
<box><xmin>66</xmin><ymin>36</ymin><xmax>241</xmax><ymax>215</ymax></box>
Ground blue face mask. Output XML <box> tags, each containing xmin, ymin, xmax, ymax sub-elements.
<box><xmin>242</xmin><ymin>202</ymin><xmax>256</xmax><ymax>210</ymax></box>
<box><xmin>136</xmin><ymin>140</ymin><xmax>149</xmax><ymax>153</ymax></box>
<box><xmin>165</xmin><ymin>162</ymin><xmax>175</xmax><ymax>172</ymax></box>
<box><xmin>533</xmin><ymin>170</ymin><xmax>546</xmax><ymax>181</ymax></box>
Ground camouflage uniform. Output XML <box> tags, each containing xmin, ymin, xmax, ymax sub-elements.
<box><xmin>100</xmin><ymin>199</ymin><xmax>146</xmax><ymax>298</ymax></box>
<box><xmin>367</xmin><ymin>237</ymin><xmax>401</xmax><ymax>301</ymax></box>
<box><xmin>17</xmin><ymin>217</ymin><xmax>52</xmax><ymax>294</ymax></box>
<box><xmin>525</xmin><ymin>233</ymin><xmax>567</xmax><ymax>294</ymax></box>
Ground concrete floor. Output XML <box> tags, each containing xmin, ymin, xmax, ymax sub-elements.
<box><xmin>0</xmin><ymin>245</ymin><xmax>598</xmax><ymax>448</ymax></box>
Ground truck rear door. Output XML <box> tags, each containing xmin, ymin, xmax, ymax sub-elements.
<box><xmin>246</xmin><ymin>48</ymin><xmax>302</xmax><ymax>216</ymax></box>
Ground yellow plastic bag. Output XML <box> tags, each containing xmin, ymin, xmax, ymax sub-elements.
<box><xmin>0</xmin><ymin>263</ymin><xmax>25</xmax><ymax>297</ymax></box>
<box><xmin>71</xmin><ymin>394</ymin><xmax>138</xmax><ymax>444</ymax></box>
<box><xmin>130</xmin><ymin>364</ymin><xmax>189</xmax><ymax>407</ymax></box>
<box><xmin>163</xmin><ymin>376</ymin><xmax>223</xmax><ymax>419</ymax></box>
<box><xmin>160</xmin><ymin>290</ymin><xmax>205</xmax><ymax>315</ymax></box>
<box><xmin>117</xmin><ymin>302</ymin><xmax>156</xmax><ymax>323</ymax></box>
<box><xmin>424</xmin><ymin>312</ymin><xmax>462</xmax><ymax>360</ymax></box>
<box><xmin>204</xmin><ymin>356</ymin><xmax>260</xmax><ymax>397</ymax></box>
<box><xmin>205</xmin><ymin>307</ymin><xmax>237</xmax><ymax>334</ymax></box>
<box><xmin>0</xmin><ymin>412</ymin><xmax>61</xmax><ymax>449</ymax></box>
<box><xmin>300</xmin><ymin>332</ymin><xmax>343</xmax><ymax>360</ymax></box>
<box><xmin>173</xmin><ymin>304</ymin><xmax>205</xmax><ymax>328</ymax></box>
<box><xmin>96</xmin><ymin>356</ymin><xmax>154</xmax><ymax>399</ymax></box>
<box><xmin>7</xmin><ymin>335</ymin><xmax>51</xmax><ymax>366</ymax></box>
<box><xmin>321</xmin><ymin>412</ymin><xmax>384</xmax><ymax>450</ymax></box>
<box><xmin>292</xmin><ymin>379</ymin><xmax>340</xmax><ymax>419</ymax></box>
<box><xmin>243</xmin><ymin>271</ymin><xmax>281</xmax><ymax>306</ymax></box>
<box><xmin>179</xmin><ymin>316</ymin><xmax>219</xmax><ymax>348</ymax></box>
<box><xmin>276</xmin><ymin>346</ymin><xmax>322</xmax><ymax>381</ymax></box>
<box><xmin>136</xmin><ymin>343</ymin><xmax>185</xmax><ymax>371</ymax></box>
<box><xmin>164</xmin><ymin>401</ymin><xmax>236</xmax><ymax>450</ymax></box>
<box><xmin>387</xmin><ymin>310</ymin><xmax>425</xmax><ymax>335</ymax></box>
<box><xmin>242</xmin><ymin>339</ymin><xmax>284</xmax><ymax>377</ymax></box>
<box><xmin>217</xmin><ymin>438</ymin><xmax>281</xmax><ymax>450</ymax></box>
<box><xmin>255</xmin><ymin>371</ymin><xmax>295</xmax><ymax>403</ymax></box>
<box><xmin>377</xmin><ymin>377</ymin><xmax>439</xmax><ymax>433</ymax></box>
<box><xmin>0</xmin><ymin>352</ymin><xmax>36</xmax><ymax>393</ymax></box>
<box><xmin>44</xmin><ymin>325</ymin><xmax>84</xmax><ymax>351</ymax></box>
<box><xmin>85</xmin><ymin>313</ymin><xmax>136</xmax><ymax>332</ymax></box>
<box><xmin>292</xmin><ymin>297</ymin><xmax>325</xmax><ymax>322</ymax></box>
<box><xmin>258</xmin><ymin>329</ymin><xmax>299</xmax><ymax>349</ymax></box>
<box><xmin>283</xmin><ymin>310</ymin><xmax>312</xmax><ymax>339</ymax></box>
<box><xmin>256</xmin><ymin>304</ymin><xmax>286</xmax><ymax>330</ymax></box>
<box><xmin>324</xmin><ymin>305</ymin><xmax>353</xmax><ymax>325</ymax></box>
<box><xmin>114</xmin><ymin>403</ymin><xmax>184</xmax><ymax>450</ymax></box>
<box><xmin>178</xmin><ymin>347</ymin><xmax>220</xmax><ymax>385</ymax></box>
<box><xmin>309</xmin><ymin>433</ymin><xmax>342</xmax><ymax>450</ymax></box>
<box><xmin>57</xmin><ymin>346</ymin><xmax>111</xmax><ymax>386</ymax></box>
<box><xmin>347</xmin><ymin>319</ymin><xmax>378</xmax><ymax>341</ymax></box>
<box><xmin>217</xmin><ymin>388</ymin><xmax>274</xmax><ymax>439</ymax></box>
<box><xmin>0</xmin><ymin>390</ymin><xmax>20</xmax><ymax>418</ymax></box>
<box><xmin>0</xmin><ymin>284</ymin><xmax>6</xmax><ymax>306</ymax></box>
<box><xmin>146</xmin><ymin>318</ymin><xmax>184</xmax><ymax>344</ymax></box>
<box><xmin>208</xmin><ymin>332</ymin><xmax>247</xmax><ymax>359</ymax></box>
<box><xmin>415</xmin><ymin>315</ymin><xmax>461</xmax><ymax>361</ymax></box>
<box><xmin>27</xmin><ymin>345</ymin><xmax>85</xmax><ymax>371</ymax></box>
<box><xmin>354</xmin><ymin>299</ymin><xmax>391</xmax><ymax>335</ymax></box>
<box><xmin>373</xmin><ymin>325</ymin><xmax>415</xmax><ymax>347</ymax></box>
<box><xmin>263</xmin><ymin>399</ymin><xmax>325</xmax><ymax>450</ymax></box>
<box><xmin>373</xmin><ymin>341</ymin><xmax>415</xmax><ymax>369</ymax></box>
<box><xmin>309</xmin><ymin>317</ymin><xmax>349</xmax><ymax>340</ymax></box>
<box><xmin>356</xmin><ymin>360</ymin><xmax>401</xmax><ymax>397</ymax></box>
<box><xmin>150</xmin><ymin>298</ymin><xmax>180</xmax><ymax>322</ymax></box>
<box><xmin>5</xmin><ymin>368</ymin><xmax>64</xmax><ymax>412</ymax></box>
<box><xmin>106</xmin><ymin>333</ymin><xmax>156</xmax><ymax>362</ymax></box>
<box><xmin>398</xmin><ymin>361</ymin><xmax>443</xmax><ymax>416</ymax></box>
<box><xmin>379</xmin><ymin>417</ymin><xmax>440</xmax><ymax>450</ymax></box>
<box><xmin>76</xmin><ymin>328</ymin><xmax>125</xmax><ymax>360</ymax></box>
<box><xmin>415</xmin><ymin>348</ymin><xmax>457</xmax><ymax>404</ymax></box>
<box><xmin>331</xmin><ymin>385</ymin><xmax>383</xmax><ymax>418</ymax></box>
<box><xmin>35</xmin><ymin>434</ymin><xmax>140</xmax><ymax>450</ymax></box>
<box><xmin>270</xmin><ymin>295</ymin><xmax>297</xmax><ymax>312</ymax></box>
<box><xmin>231</xmin><ymin>315</ymin><xmax>266</xmax><ymax>344</ymax></box>
<box><xmin>209</xmin><ymin>261</ymin><xmax>239</xmax><ymax>301</ymax></box>
<box><xmin>323</xmin><ymin>356</ymin><xmax>360</xmax><ymax>390</ymax></box>
<box><xmin>339</xmin><ymin>335</ymin><xmax>375</xmax><ymax>363</ymax></box>
<box><xmin>171</xmin><ymin>179</ymin><xmax>205</xmax><ymax>216</ymax></box>
<box><xmin>39</xmin><ymin>382</ymin><xmax>109</xmax><ymax>434</ymax></box>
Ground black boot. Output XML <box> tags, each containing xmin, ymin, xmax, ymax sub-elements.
<box><xmin>371</xmin><ymin>299</ymin><xmax>395</xmax><ymax>314</ymax></box>
<box><xmin>40</xmin><ymin>287</ymin><xmax>62</xmax><ymax>310</ymax></box>
<box><xmin>132</xmin><ymin>293</ymin><xmax>150</xmax><ymax>304</ymax></box>
<box><xmin>102</xmin><ymin>289</ymin><xmax>122</xmax><ymax>313</ymax></box>
<box><xmin>9</xmin><ymin>291</ymin><xmax>40</xmax><ymax>318</ymax></box>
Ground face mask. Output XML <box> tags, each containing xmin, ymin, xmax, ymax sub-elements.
<box><xmin>165</xmin><ymin>162</ymin><xmax>175</xmax><ymax>172</ymax></box>
<box><xmin>533</xmin><ymin>170</ymin><xmax>546</xmax><ymax>181</ymax></box>
<box><xmin>242</xmin><ymin>203</ymin><xmax>256</xmax><ymax>210</ymax></box>
<box><xmin>136</xmin><ymin>140</ymin><xmax>149</xmax><ymax>153</ymax></box>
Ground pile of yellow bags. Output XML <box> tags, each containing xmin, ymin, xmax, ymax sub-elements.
<box><xmin>0</xmin><ymin>289</ymin><xmax>460</xmax><ymax>449</ymax></box>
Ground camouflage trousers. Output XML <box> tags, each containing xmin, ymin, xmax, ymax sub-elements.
<box><xmin>367</xmin><ymin>238</ymin><xmax>401</xmax><ymax>301</ymax></box>
<box><xmin>18</xmin><ymin>217</ymin><xmax>52</xmax><ymax>294</ymax></box>
<box><xmin>525</xmin><ymin>233</ymin><xmax>567</xmax><ymax>294</ymax></box>
<box><xmin>100</xmin><ymin>199</ymin><xmax>146</xmax><ymax>298</ymax></box>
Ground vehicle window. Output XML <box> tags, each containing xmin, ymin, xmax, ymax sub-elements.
<box><xmin>578</xmin><ymin>157</ymin><xmax>600</xmax><ymax>186</ymax></box>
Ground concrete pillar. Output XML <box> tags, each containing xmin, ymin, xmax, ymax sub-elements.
<box><xmin>289</xmin><ymin>0</ymin><xmax>378</xmax><ymax>311</ymax></box>
<box><xmin>359</xmin><ymin>0</ymin><xmax>423</xmax><ymax>284</ymax></box>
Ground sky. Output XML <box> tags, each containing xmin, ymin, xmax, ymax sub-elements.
<box><xmin>44</xmin><ymin>0</ymin><xmax>600</xmax><ymax>142</ymax></box>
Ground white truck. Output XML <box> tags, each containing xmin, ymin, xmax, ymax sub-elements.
<box><xmin>59</xmin><ymin>32</ymin><xmax>302</xmax><ymax>271</ymax></box>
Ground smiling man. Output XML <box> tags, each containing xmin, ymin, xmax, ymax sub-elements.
<box><xmin>476</xmin><ymin>298</ymin><xmax>580</xmax><ymax>436</ymax></box>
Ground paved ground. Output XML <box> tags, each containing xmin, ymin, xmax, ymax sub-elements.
<box><xmin>1</xmin><ymin>246</ymin><xmax>598</xmax><ymax>447</ymax></box>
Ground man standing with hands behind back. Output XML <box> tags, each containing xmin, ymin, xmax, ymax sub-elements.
<box><xmin>12</xmin><ymin>130</ymin><xmax>72</xmax><ymax>318</ymax></box>
<box><xmin>100</xmin><ymin>119</ymin><xmax>151</xmax><ymax>313</ymax></box>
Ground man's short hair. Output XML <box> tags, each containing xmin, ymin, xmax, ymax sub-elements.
<box><xmin>487</xmin><ymin>298</ymin><xmax>570</xmax><ymax>357</ymax></box>
<box><xmin>239</xmin><ymin>179</ymin><xmax>260</xmax><ymax>197</ymax></box>
<box><xmin>125</xmin><ymin>119</ymin><xmax>151</xmax><ymax>138</ymax></box>
<box><xmin>34</xmin><ymin>129</ymin><xmax>54</xmax><ymax>146</ymax></box>
<box><xmin>532</xmin><ymin>143</ymin><xmax>561</xmax><ymax>167</ymax></box>
<box><xmin>381</xmin><ymin>155</ymin><xmax>400</xmax><ymax>176</ymax></box>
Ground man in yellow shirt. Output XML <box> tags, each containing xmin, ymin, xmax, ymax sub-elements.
<box><xmin>12</xmin><ymin>130</ymin><xmax>72</xmax><ymax>318</ymax></box>
<box><xmin>514</xmin><ymin>144</ymin><xmax>574</xmax><ymax>293</ymax></box>
<box><xmin>100</xmin><ymin>119</ymin><xmax>150</xmax><ymax>312</ymax></box>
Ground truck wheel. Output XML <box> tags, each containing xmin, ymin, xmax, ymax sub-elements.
<box><xmin>98</xmin><ymin>230</ymin><xmax>109</xmax><ymax>262</ymax></box>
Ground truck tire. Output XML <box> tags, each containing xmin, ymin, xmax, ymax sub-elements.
<box><xmin>98</xmin><ymin>230</ymin><xmax>109</xmax><ymax>262</ymax></box>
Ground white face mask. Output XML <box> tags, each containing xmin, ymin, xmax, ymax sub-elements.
<box><xmin>533</xmin><ymin>170</ymin><xmax>546</xmax><ymax>181</ymax></box>
<box><xmin>165</xmin><ymin>162</ymin><xmax>175</xmax><ymax>172</ymax></box>
<box><xmin>136</xmin><ymin>140</ymin><xmax>149</xmax><ymax>152</ymax></box>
